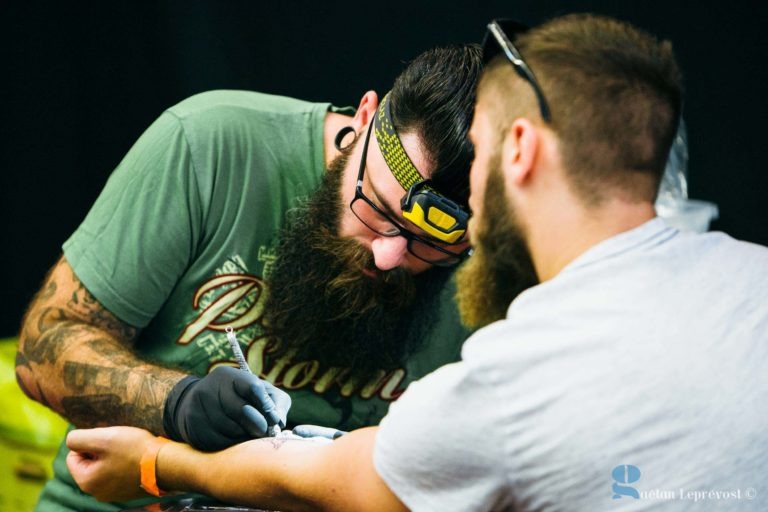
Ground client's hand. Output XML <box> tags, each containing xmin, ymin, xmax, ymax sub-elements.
<box><xmin>66</xmin><ymin>426</ymin><xmax>155</xmax><ymax>502</ymax></box>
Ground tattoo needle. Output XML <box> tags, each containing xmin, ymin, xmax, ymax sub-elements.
<box><xmin>225</xmin><ymin>326</ymin><xmax>281</xmax><ymax>437</ymax></box>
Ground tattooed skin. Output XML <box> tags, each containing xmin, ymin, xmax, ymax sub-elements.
<box><xmin>65</xmin><ymin>270</ymin><xmax>138</xmax><ymax>341</ymax></box>
<box><xmin>265</xmin><ymin>437</ymin><xmax>291</xmax><ymax>450</ymax></box>
<box><xmin>16</xmin><ymin>256</ymin><xmax>187</xmax><ymax>434</ymax></box>
<box><xmin>40</xmin><ymin>280</ymin><xmax>57</xmax><ymax>301</ymax></box>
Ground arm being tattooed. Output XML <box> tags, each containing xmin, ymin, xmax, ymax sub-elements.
<box><xmin>16</xmin><ymin>255</ymin><xmax>187</xmax><ymax>434</ymax></box>
<box><xmin>66</xmin><ymin>426</ymin><xmax>407</xmax><ymax>511</ymax></box>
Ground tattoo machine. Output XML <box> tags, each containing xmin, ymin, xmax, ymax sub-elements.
<box><xmin>225</xmin><ymin>326</ymin><xmax>281</xmax><ymax>437</ymax></box>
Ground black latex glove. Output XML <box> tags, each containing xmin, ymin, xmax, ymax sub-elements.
<box><xmin>163</xmin><ymin>366</ymin><xmax>291</xmax><ymax>451</ymax></box>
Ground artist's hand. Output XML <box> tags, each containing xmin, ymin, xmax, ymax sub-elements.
<box><xmin>163</xmin><ymin>367</ymin><xmax>291</xmax><ymax>451</ymax></box>
<box><xmin>292</xmin><ymin>424</ymin><xmax>348</xmax><ymax>440</ymax></box>
<box><xmin>66</xmin><ymin>427</ymin><xmax>154</xmax><ymax>502</ymax></box>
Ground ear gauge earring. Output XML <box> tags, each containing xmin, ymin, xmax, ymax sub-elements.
<box><xmin>334</xmin><ymin>126</ymin><xmax>357</xmax><ymax>150</ymax></box>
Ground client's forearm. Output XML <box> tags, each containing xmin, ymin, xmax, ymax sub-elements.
<box><xmin>156</xmin><ymin>427</ymin><xmax>404</xmax><ymax>512</ymax></box>
<box><xmin>158</xmin><ymin>436</ymin><xmax>324</xmax><ymax>511</ymax></box>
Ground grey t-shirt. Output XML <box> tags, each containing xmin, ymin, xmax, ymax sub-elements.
<box><xmin>375</xmin><ymin>219</ymin><xmax>768</xmax><ymax>511</ymax></box>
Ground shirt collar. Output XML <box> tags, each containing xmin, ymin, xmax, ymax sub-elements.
<box><xmin>559</xmin><ymin>217</ymin><xmax>676</xmax><ymax>276</ymax></box>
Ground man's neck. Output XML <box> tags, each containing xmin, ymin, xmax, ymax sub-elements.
<box><xmin>529</xmin><ymin>197</ymin><xmax>656</xmax><ymax>282</ymax></box>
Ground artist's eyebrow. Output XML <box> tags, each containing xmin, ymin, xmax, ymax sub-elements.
<box><xmin>368</xmin><ymin>172</ymin><xmax>404</xmax><ymax>221</ymax></box>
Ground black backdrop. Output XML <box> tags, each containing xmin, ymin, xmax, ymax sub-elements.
<box><xmin>3</xmin><ymin>1</ymin><xmax>766</xmax><ymax>336</ymax></box>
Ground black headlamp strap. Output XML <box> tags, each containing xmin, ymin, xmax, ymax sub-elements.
<box><xmin>374</xmin><ymin>93</ymin><xmax>436</xmax><ymax>193</ymax></box>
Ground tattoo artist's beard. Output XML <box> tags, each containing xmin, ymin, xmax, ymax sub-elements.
<box><xmin>264</xmin><ymin>148</ymin><xmax>448</xmax><ymax>377</ymax></box>
<box><xmin>455</xmin><ymin>155</ymin><xmax>538</xmax><ymax>329</ymax></box>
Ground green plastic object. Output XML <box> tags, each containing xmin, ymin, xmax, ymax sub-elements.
<box><xmin>0</xmin><ymin>338</ymin><xmax>67</xmax><ymax>449</ymax></box>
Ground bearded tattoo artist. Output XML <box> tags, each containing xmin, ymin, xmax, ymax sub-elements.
<box><xmin>16</xmin><ymin>45</ymin><xmax>484</xmax><ymax>511</ymax></box>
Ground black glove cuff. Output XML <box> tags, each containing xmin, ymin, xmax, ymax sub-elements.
<box><xmin>162</xmin><ymin>375</ymin><xmax>200</xmax><ymax>442</ymax></box>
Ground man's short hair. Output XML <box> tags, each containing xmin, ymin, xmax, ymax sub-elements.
<box><xmin>390</xmin><ymin>44</ymin><xmax>483</xmax><ymax>209</ymax></box>
<box><xmin>481</xmin><ymin>14</ymin><xmax>683</xmax><ymax>204</ymax></box>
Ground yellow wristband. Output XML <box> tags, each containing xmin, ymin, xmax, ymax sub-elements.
<box><xmin>139</xmin><ymin>436</ymin><xmax>170</xmax><ymax>497</ymax></box>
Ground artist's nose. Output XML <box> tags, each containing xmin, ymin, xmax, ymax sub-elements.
<box><xmin>370</xmin><ymin>236</ymin><xmax>408</xmax><ymax>271</ymax></box>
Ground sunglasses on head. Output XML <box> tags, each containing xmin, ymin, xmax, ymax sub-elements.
<box><xmin>482</xmin><ymin>19</ymin><xmax>552</xmax><ymax>123</ymax></box>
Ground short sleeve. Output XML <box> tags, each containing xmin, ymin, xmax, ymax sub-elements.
<box><xmin>373</xmin><ymin>361</ymin><xmax>511</xmax><ymax>511</ymax></box>
<box><xmin>63</xmin><ymin>111</ymin><xmax>203</xmax><ymax>327</ymax></box>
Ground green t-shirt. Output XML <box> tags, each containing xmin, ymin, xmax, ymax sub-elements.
<box><xmin>40</xmin><ymin>90</ymin><xmax>472</xmax><ymax>511</ymax></box>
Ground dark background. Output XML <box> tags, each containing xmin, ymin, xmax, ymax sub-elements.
<box><xmin>2</xmin><ymin>1</ymin><xmax>766</xmax><ymax>336</ymax></box>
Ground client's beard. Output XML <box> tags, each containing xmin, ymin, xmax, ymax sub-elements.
<box><xmin>264</xmin><ymin>148</ymin><xmax>451</xmax><ymax>377</ymax></box>
<box><xmin>455</xmin><ymin>155</ymin><xmax>538</xmax><ymax>329</ymax></box>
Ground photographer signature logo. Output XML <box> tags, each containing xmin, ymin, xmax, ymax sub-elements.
<box><xmin>609</xmin><ymin>464</ymin><xmax>757</xmax><ymax>502</ymax></box>
<box><xmin>612</xmin><ymin>464</ymin><xmax>641</xmax><ymax>499</ymax></box>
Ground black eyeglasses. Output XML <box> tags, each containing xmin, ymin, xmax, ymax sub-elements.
<box><xmin>349</xmin><ymin>122</ymin><xmax>469</xmax><ymax>267</ymax></box>
<box><xmin>482</xmin><ymin>19</ymin><xmax>552</xmax><ymax>123</ymax></box>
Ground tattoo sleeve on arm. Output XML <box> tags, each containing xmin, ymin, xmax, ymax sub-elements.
<box><xmin>16</xmin><ymin>256</ymin><xmax>187</xmax><ymax>434</ymax></box>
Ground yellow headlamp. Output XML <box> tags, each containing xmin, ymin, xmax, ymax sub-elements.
<box><xmin>400</xmin><ymin>181</ymin><xmax>468</xmax><ymax>243</ymax></box>
<box><xmin>374</xmin><ymin>93</ymin><xmax>469</xmax><ymax>244</ymax></box>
